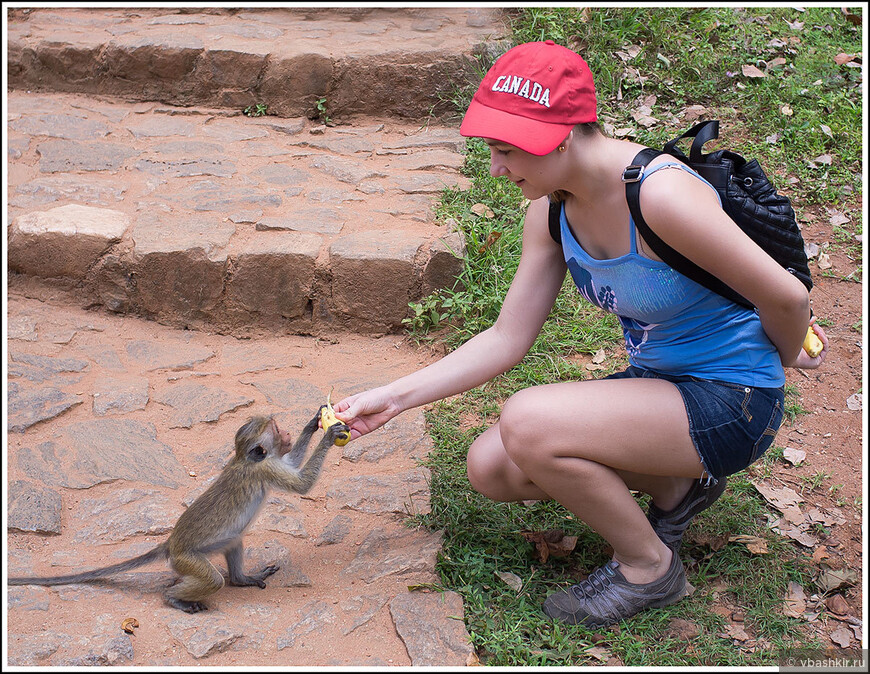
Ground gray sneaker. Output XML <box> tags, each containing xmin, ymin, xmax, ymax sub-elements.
<box><xmin>647</xmin><ymin>477</ymin><xmax>727</xmax><ymax>550</ymax></box>
<box><xmin>542</xmin><ymin>551</ymin><xmax>688</xmax><ymax>627</ymax></box>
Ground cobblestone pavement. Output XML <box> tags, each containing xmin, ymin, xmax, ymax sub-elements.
<box><xmin>6</xmin><ymin>287</ymin><xmax>475</xmax><ymax>666</ymax></box>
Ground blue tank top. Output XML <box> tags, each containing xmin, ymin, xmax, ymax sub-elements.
<box><xmin>560</xmin><ymin>162</ymin><xmax>785</xmax><ymax>388</ymax></box>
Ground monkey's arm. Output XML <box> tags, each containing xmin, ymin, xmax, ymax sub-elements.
<box><xmin>282</xmin><ymin>409</ymin><xmax>323</xmax><ymax>468</ymax></box>
<box><xmin>269</xmin><ymin>422</ymin><xmax>347</xmax><ymax>495</ymax></box>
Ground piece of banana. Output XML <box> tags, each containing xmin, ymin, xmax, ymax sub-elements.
<box><xmin>320</xmin><ymin>393</ymin><xmax>350</xmax><ymax>446</ymax></box>
<box><xmin>803</xmin><ymin>326</ymin><xmax>823</xmax><ymax>358</ymax></box>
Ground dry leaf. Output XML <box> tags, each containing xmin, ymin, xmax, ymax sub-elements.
<box><xmin>586</xmin><ymin>646</ymin><xmax>610</xmax><ymax>662</ymax></box>
<box><xmin>834</xmin><ymin>53</ymin><xmax>859</xmax><ymax>65</ymax></box>
<box><xmin>520</xmin><ymin>529</ymin><xmax>578</xmax><ymax>564</ymax></box>
<box><xmin>783</xmin><ymin>581</ymin><xmax>807</xmax><ymax>618</ymax></box>
<box><xmin>495</xmin><ymin>570</ymin><xmax>523</xmax><ymax>592</ymax></box>
<box><xmin>786</xmin><ymin>19</ymin><xmax>805</xmax><ymax>30</ymax></box>
<box><xmin>817</xmin><ymin>567</ymin><xmax>858</xmax><ymax>593</ymax></box>
<box><xmin>668</xmin><ymin>617</ymin><xmax>702</xmax><ymax>640</ymax></box>
<box><xmin>828</xmin><ymin>210</ymin><xmax>850</xmax><ymax>227</ymax></box>
<box><xmin>830</xmin><ymin>627</ymin><xmax>852</xmax><ymax>648</ymax></box>
<box><xmin>121</xmin><ymin>617</ymin><xmax>139</xmax><ymax>635</ymax></box>
<box><xmin>754</xmin><ymin>482</ymin><xmax>803</xmax><ymax>511</ymax></box>
<box><xmin>820</xmin><ymin>124</ymin><xmax>833</xmax><ymax>139</ymax></box>
<box><xmin>842</xmin><ymin>10</ymin><xmax>861</xmax><ymax>26</ymax></box>
<box><xmin>780</xmin><ymin>505</ymin><xmax>806</xmax><ymax>526</ymax></box>
<box><xmin>806</xmin><ymin>508</ymin><xmax>846</xmax><ymax>527</ymax></box>
<box><xmin>478</xmin><ymin>231</ymin><xmax>501</xmax><ymax>254</ymax></box>
<box><xmin>690</xmin><ymin>531</ymin><xmax>730</xmax><ymax>550</ymax></box>
<box><xmin>782</xmin><ymin>446</ymin><xmax>806</xmax><ymax>466</ymax></box>
<box><xmin>804</xmin><ymin>242</ymin><xmax>820</xmax><ymax>259</ymax></box>
<box><xmin>845</xmin><ymin>393</ymin><xmax>862</xmax><ymax>411</ymax></box>
<box><xmin>768</xmin><ymin>57</ymin><xmax>787</xmax><ymax>68</ymax></box>
<box><xmin>724</xmin><ymin>623</ymin><xmax>751</xmax><ymax>641</ymax></box>
<box><xmin>824</xmin><ymin>593</ymin><xmax>851</xmax><ymax>616</ymax></box>
<box><xmin>817</xmin><ymin>253</ymin><xmax>832</xmax><ymax>270</ymax></box>
<box><xmin>812</xmin><ymin>546</ymin><xmax>831</xmax><ymax>564</ymax></box>
<box><xmin>781</xmin><ymin>104</ymin><xmax>794</xmax><ymax>116</ymax></box>
<box><xmin>631</xmin><ymin>106</ymin><xmax>658</xmax><ymax>128</ymax></box>
<box><xmin>683</xmin><ymin>104</ymin><xmax>708</xmax><ymax>122</ymax></box>
<box><xmin>770</xmin><ymin>517</ymin><xmax>819</xmax><ymax>547</ymax></box>
<box><xmin>813</xmin><ymin>153</ymin><xmax>833</xmax><ymax>165</ymax></box>
<box><xmin>742</xmin><ymin>64</ymin><xmax>767</xmax><ymax>78</ymax></box>
<box><xmin>470</xmin><ymin>203</ymin><xmax>494</xmax><ymax>218</ymax></box>
<box><xmin>729</xmin><ymin>534</ymin><xmax>769</xmax><ymax>554</ymax></box>
<box><xmin>591</xmin><ymin>348</ymin><xmax>606</xmax><ymax>364</ymax></box>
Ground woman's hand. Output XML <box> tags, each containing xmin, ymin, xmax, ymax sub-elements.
<box><xmin>788</xmin><ymin>320</ymin><xmax>829</xmax><ymax>369</ymax></box>
<box><xmin>333</xmin><ymin>386</ymin><xmax>402</xmax><ymax>439</ymax></box>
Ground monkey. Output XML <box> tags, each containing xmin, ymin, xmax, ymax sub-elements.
<box><xmin>8</xmin><ymin>409</ymin><xmax>349</xmax><ymax>613</ymax></box>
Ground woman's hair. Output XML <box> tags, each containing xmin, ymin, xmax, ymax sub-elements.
<box><xmin>549</xmin><ymin>122</ymin><xmax>604</xmax><ymax>204</ymax></box>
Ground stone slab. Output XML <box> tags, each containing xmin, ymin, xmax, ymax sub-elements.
<box><xmin>9</xmin><ymin>204</ymin><xmax>130</xmax><ymax>278</ymax></box>
<box><xmin>390</xmin><ymin>591</ymin><xmax>474</xmax><ymax>667</ymax></box>
<box><xmin>17</xmin><ymin>419</ymin><xmax>188</xmax><ymax>488</ymax></box>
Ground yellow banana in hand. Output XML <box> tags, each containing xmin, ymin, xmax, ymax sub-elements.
<box><xmin>803</xmin><ymin>325</ymin><xmax>823</xmax><ymax>358</ymax></box>
<box><xmin>320</xmin><ymin>392</ymin><xmax>351</xmax><ymax>446</ymax></box>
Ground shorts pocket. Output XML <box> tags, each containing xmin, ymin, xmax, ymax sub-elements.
<box><xmin>750</xmin><ymin>397</ymin><xmax>784</xmax><ymax>464</ymax></box>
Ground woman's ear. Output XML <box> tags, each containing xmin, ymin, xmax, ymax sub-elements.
<box><xmin>558</xmin><ymin>127</ymin><xmax>576</xmax><ymax>153</ymax></box>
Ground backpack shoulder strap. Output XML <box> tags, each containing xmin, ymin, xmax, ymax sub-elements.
<box><xmin>623</xmin><ymin>148</ymin><xmax>753</xmax><ymax>308</ymax></box>
<box><xmin>547</xmin><ymin>197</ymin><xmax>562</xmax><ymax>246</ymax></box>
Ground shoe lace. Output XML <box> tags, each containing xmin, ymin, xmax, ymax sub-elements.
<box><xmin>571</xmin><ymin>563</ymin><xmax>616</xmax><ymax>600</ymax></box>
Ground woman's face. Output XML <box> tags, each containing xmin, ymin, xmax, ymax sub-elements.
<box><xmin>485</xmin><ymin>139</ymin><xmax>559</xmax><ymax>200</ymax></box>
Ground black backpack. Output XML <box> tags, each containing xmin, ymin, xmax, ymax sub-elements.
<box><xmin>548</xmin><ymin>120</ymin><xmax>813</xmax><ymax>310</ymax></box>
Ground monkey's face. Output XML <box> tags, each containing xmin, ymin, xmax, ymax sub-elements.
<box><xmin>270</xmin><ymin>418</ymin><xmax>294</xmax><ymax>457</ymax></box>
<box><xmin>234</xmin><ymin>416</ymin><xmax>294</xmax><ymax>461</ymax></box>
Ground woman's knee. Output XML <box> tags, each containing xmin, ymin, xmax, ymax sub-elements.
<box><xmin>466</xmin><ymin>427</ymin><xmax>521</xmax><ymax>501</ymax></box>
<box><xmin>499</xmin><ymin>388</ymin><xmax>546</xmax><ymax>465</ymax></box>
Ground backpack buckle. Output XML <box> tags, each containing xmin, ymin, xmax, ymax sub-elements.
<box><xmin>621</xmin><ymin>165</ymin><xmax>645</xmax><ymax>183</ymax></box>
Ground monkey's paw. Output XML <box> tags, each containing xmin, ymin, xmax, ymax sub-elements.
<box><xmin>168</xmin><ymin>598</ymin><xmax>209</xmax><ymax>613</ymax></box>
<box><xmin>229</xmin><ymin>565</ymin><xmax>280</xmax><ymax>588</ymax></box>
<box><xmin>326</xmin><ymin>422</ymin><xmax>351</xmax><ymax>446</ymax></box>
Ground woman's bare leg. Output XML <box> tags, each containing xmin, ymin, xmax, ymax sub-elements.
<box><xmin>467</xmin><ymin>377</ymin><xmax>705</xmax><ymax>585</ymax></box>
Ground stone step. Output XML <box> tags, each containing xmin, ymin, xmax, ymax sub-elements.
<box><xmin>7</xmin><ymin>6</ymin><xmax>506</xmax><ymax>120</ymax></box>
<box><xmin>7</xmin><ymin>90</ymin><xmax>472</xmax><ymax>336</ymax></box>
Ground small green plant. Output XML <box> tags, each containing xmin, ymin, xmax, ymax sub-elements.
<box><xmin>243</xmin><ymin>103</ymin><xmax>268</xmax><ymax>117</ymax></box>
<box><xmin>403</xmin><ymin>294</ymin><xmax>456</xmax><ymax>335</ymax></box>
<box><xmin>761</xmin><ymin>444</ymin><xmax>785</xmax><ymax>466</ymax></box>
<box><xmin>783</xmin><ymin>384</ymin><xmax>809</xmax><ymax>423</ymax></box>
<box><xmin>828</xmin><ymin>484</ymin><xmax>845</xmax><ymax>506</ymax></box>
<box><xmin>315</xmin><ymin>97</ymin><xmax>332</xmax><ymax>125</ymax></box>
<box><xmin>800</xmin><ymin>470</ymin><xmax>832</xmax><ymax>492</ymax></box>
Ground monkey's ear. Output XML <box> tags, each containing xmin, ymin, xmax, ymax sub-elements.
<box><xmin>248</xmin><ymin>444</ymin><xmax>267</xmax><ymax>462</ymax></box>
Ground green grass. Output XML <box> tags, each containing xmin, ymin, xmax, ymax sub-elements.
<box><xmin>406</xmin><ymin>5</ymin><xmax>861</xmax><ymax>667</ymax></box>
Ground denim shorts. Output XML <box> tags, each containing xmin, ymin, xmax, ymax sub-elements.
<box><xmin>604</xmin><ymin>366</ymin><xmax>785</xmax><ymax>482</ymax></box>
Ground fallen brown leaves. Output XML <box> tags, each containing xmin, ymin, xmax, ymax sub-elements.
<box><xmin>520</xmin><ymin>529</ymin><xmax>578</xmax><ymax>564</ymax></box>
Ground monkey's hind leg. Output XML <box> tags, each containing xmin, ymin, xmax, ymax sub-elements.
<box><xmin>225</xmin><ymin>542</ymin><xmax>279</xmax><ymax>588</ymax></box>
<box><xmin>166</xmin><ymin>551</ymin><xmax>225</xmax><ymax>613</ymax></box>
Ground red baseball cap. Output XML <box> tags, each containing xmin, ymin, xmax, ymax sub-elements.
<box><xmin>460</xmin><ymin>40</ymin><xmax>597</xmax><ymax>155</ymax></box>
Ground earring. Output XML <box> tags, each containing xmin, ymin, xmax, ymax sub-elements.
<box><xmin>558</xmin><ymin>145</ymin><xmax>566</xmax><ymax>153</ymax></box>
